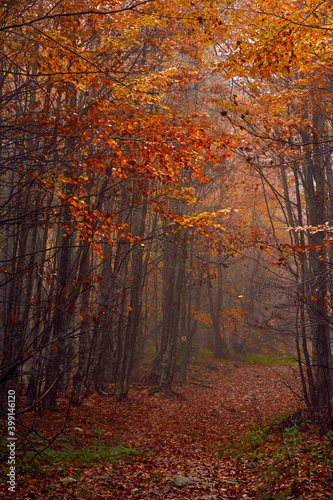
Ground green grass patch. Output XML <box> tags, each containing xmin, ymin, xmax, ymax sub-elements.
<box><xmin>215</xmin><ymin>414</ymin><xmax>333</xmax><ymax>498</ymax></box>
<box><xmin>187</xmin><ymin>348</ymin><xmax>221</xmax><ymax>381</ymax></box>
<box><xmin>215</xmin><ymin>422</ymin><xmax>269</xmax><ymax>462</ymax></box>
<box><xmin>233</xmin><ymin>352</ymin><xmax>298</xmax><ymax>366</ymax></box>
<box><xmin>17</xmin><ymin>434</ymin><xmax>138</xmax><ymax>474</ymax></box>
<box><xmin>196</xmin><ymin>348</ymin><xmax>215</xmax><ymax>361</ymax></box>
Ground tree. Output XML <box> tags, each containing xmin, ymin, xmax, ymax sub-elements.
<box><xmin>0</xmin><ymin>0</ymin><xmax>234</xmax><ymax>410</ymax></box>
<box><xmin>213</xmin><ymin>0</ymin><xmax>333</xmax><ymax>408</ymax></box>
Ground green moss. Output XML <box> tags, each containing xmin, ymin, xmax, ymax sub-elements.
<box><xmin>234</xmin><ymin>353</ymin><xmax>297</xmax><ymax>366</ymax></box>
<box><xmin>215</xmin><ymin>414</ymin><xmax>333</xmax><ymax>498</ymax></box>
<box><xmin>19</xmin><ymin>436</ymin><xmax>138</xmax><ymax>474</ymax></box>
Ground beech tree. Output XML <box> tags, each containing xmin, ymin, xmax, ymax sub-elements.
<box><xmin>214</xmin><ymin>0</ymin><xmax>333</xmax><ymax>408</ymax></box>
<box><xmin>0</xmin><ymin>0</ymin><xmax>234</xmax><ymax>409</ymax></box>
<box><xmin>4</xmin><ymin>0</ymin><xmax>332</xmax><ymax>413</ymax></box>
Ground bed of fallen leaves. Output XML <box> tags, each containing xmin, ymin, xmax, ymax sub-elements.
<box><xmin>4</xmin><ymin>361</ymin><xmax>333</xmax><ymax>499</ymax></box>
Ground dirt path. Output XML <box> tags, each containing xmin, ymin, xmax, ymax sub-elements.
<box><xmin>78</xmin><ymin>363</ymin><xmax>301</xmax><ymax>499</ymax></box>
<box><xmin>14</xmin><ymin>363</ymin><xmax>306</xmax><ymax>499</ymax></box>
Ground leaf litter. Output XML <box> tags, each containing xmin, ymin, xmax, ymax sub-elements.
<box><xmin>14</xmin><ymin>363</ymin><xmax>333</xmax><ymax>499</ymax></box>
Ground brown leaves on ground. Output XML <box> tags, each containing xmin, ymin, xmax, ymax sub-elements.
<box><xmin>14</xmin><ymin>363</ymin><xmax>333</xmax><ymax>499</ymax></box>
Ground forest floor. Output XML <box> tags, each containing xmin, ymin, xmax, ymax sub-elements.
<box><xmin>5</xmin><ymin>360</ymin><xmax>333</xmax><ymax>499</ymax></box>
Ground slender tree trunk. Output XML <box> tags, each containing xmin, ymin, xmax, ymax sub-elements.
<box><xmin>207</xmin><ymin>259</ymin><xmax>228</xmax><ymax>359</ymax></box>
<box><xmin>117</xmin><ymin>193</ymin><xmax>148</xmax><ymax>400</ymax></box>
<box><xmin>71</xmin><ymin>244</ymin><xmax>91</xmax><ymax>405</ymax></box>
<box><xmin>159</xmin><ymin>235</ymin><xmax>186</xmax><ymax>392</ymax></box>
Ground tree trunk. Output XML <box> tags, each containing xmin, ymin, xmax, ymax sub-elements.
<box><xmin>207</xmin><ymin>259</ymin><xmax>229</xmax><ymax>359</ymax></box>
<box><xmin>159</xmin><ymin>235</ymin><xmax>186</xmax><ymax>392</ymax></box>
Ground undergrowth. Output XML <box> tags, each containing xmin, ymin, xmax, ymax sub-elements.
<box><xmin>12</xmin><ymin>433</ymin><xmax>138</xmax><ymax>475</ymax></box>
<box><xmin>215</xmin><ymin>413</ymin><xmax>333</xmax><ymax>498</ymax></box>
<box><xmin>233</xmin><ymin>352</ymin><xmax>298</xmax><ymax>366</ymax></box>
<box><xmin>187</xmin><ymin>349</ymin><xmax>297</xmax><ymax>384</ymax></box>
<box><xmin>187</xmin><ymin>348</ymin><xmax>221</xmax><ymax>382</ymax></box>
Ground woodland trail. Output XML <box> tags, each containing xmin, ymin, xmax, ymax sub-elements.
<box><xmin>76</xmin><ymin>363</ymin><xmax>301</xmax><ymax>499</ymax></box>
<box><xmin>17</xmin><ymin>362</ymin><xmax>328</xmax><ymax>500</ymax></box>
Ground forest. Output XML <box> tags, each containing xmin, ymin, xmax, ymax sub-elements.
<box><xmin>0</xmin><ymin>0</ymin><xmax>332</xmax><ymax>498</ymax></box>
